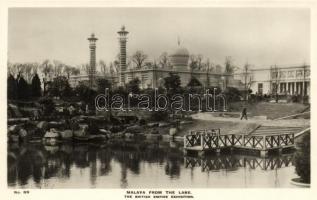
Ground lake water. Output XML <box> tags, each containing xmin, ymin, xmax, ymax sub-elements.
<box><xmin>7</xmin><ymin>140</ymin><xmax>299</xmax><ymax>188</ymax></box>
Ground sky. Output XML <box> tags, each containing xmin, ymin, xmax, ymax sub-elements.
<box><xmin>8</xmin><ymin>7</ymin><xmax>310</xmax><ymax>69</ymax></box>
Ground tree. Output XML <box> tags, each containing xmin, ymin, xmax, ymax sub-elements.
<box><xmin>7</xmin><ymin>74</ymin><xmax>17</xmax><ymax>100</ymax></box>
<box><xmin>23</xmin><ymin>63</ymin><xmax>34</xmax><ymax>82</ymax></box>
<box><xmin>31</xmin><ymin>62</ymin><xmax>40</xmax><ymax>74</ymax></box>
<box><xmin>41</xmin><ymin>59</ymin><xmax>53</xmax><ymax>79</ymax></box>
<box><xmin>109</xmin><ymin>63</ymin><xmax>117</xmax><ymax>75</ymax></box>
<box><xmin>224</xmin><ymin>56</ymin><xmax>236</xmax><ymax>74</ymax></box>
<box><xmin>99</xmin><ymin>60</ymin><xmax>108</xmax><ymax>76</ymax></box>
<box><xmin>224</xmin><ymin>57</ymin><xmax>237</xmax><ymax>91</ymax></box>
<box><xmin>17</xmin><ymin>75</ymin><xmax>30</xmax><ymax>100</ymax></box>
<box><xmin>131</xmin><ymin>50</ymin><xmax>148</xmax><ymax>69</ymax></box>
<box><xmin>7</xmin><ymin>62</ymin><xmax>15</xmax><ymax>76</ymax></box>
<box><xmin>158</xmin><ymin>52</ymin><xmax>170</xmax><ymax>69</ymax></box>
<box><xmin>127</xmin><ymin>78</ymin><xmax>141</xmax><ymax>94</ymax></box>
<box><xmin>48</xmin><ymin>76</ymin><xmax>72</xmax><ymax>98</ymax></box>
<box><xmin>74</xmin><ymin>83</ymin><xmax>97</xmax><ymax>105</ymax></box>
<box><xmin>205</xmin><ymin>59</ymin><xmax>214</xmax><ymax>72</ymax></box>
<box><xmin>96</xmin><ymin>78</ymin><xmax>112</xmax><ymax>94</ymax></box>
<box><xmin>164</xmin><ymin>73</ymin><xmax>181</xmax><ymax>92</ymax></box>
<box><xmin>205</xmin><ymin>59</ymin><xmax>214</xmax><ymax>87</ymax></box>
<box><xmin>215</xmin><ymin>64</ymin><xmax>223</xmax><ymax>73</ymax></box>
<box><xmin>196</xmin><ymin>55</ymin><xmax>203</xmax><ymax>70</ymax></box>
<box><xmin>53</xmin><ymin>60</ymin><xmax>64</xmax><ymax>77</ymax></box>
<box><xmin>31</xmin><ymin>73</ymin><xmax>42</xmax><ymax>98</ymax></box>
<box><xmin>70</xmin><ymin>67</ymin><xmax>80</xmax><ymax>76</ymax></box>
<box><xmin>189</xmin><ymin>55</ymin><xmax>198</xmax><ymax>70</ymax></box>
<box><xmin>63</xmin><ymin>65</ymin><xmax>73</xmax><ymax>79</ymax></box>
<box><xmin>271</xmin><ymin>65</ymin><xmax>280</xmax><ymax>103</ymax></box>
<box><xmin>80</xmin><ymin>63</ymin><xmax>90</xmax><ymax>75</ymax></box>
<box><xmin>187</xmin><ymin>76</ymin><xmax>202</xmax><ymax>88</ymax></box>
<box><xmin>242</xmin><ymin>63</ymin><xmax>253</xmax><ymax>100</ymax></box>
<box><xmin>113</xmin><ymin>60</ymin><xmax>120</xmax><ymax>73</ymax></box>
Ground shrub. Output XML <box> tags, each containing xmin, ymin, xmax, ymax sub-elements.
<box><xmin>295</xmin><ymin>133</ymin><xmax>310</xmax><ymax>183</ymax></box>
<box><xmin>39</xmin><ymin>97</ymin><xmax>55</xmax><ymax>116</ymax></box>
<box><xmin>223</xmin><ymin>87</ymin><xmax>241</xmax><ymax>102</ymax></box>
<box><xmin>138</xmin><ymin>119</ymin><xmax>146</xmax><ymax>126</ymax></box>
<box><xmin>150</xmin><ymin>111</ymin><xmax>168</xmax><ymax>121</ymax></box>
<box><xmin>291</xmin><ymin>95</ymin><xmax>300</xmax><ymax>103</ymax></box>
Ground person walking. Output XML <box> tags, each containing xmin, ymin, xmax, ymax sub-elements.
<box><xmin>240</xmin><ymin>106</ymin><xmax>248</xmax><ymax>120</ymax></box>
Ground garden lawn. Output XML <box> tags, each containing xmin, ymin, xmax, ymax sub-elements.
<box><xmin>228</xmin><ymin>102</ymin><xmax>309</xmax><ymax>119</ymax></box>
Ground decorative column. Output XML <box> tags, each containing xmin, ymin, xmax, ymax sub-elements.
<box><xmin>88</xmin><ymin>33</ymin><xmax>98</xmax><ymax>88</ymax></box>
<box><xmin>117</xmin><ymin>26</ymin><xmax>129</xmax><ymax>86</ymax></box>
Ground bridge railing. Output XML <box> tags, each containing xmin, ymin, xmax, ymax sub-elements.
<box><xmin>184</xmin><ymin>130</ymin><xmax>295</xmax><ymax>151</ymax></box>
<box><xmin>184</xmin><ymin>129</ymin><xmax>221</xmax><ymax>148</ymax></box>
<box><xmin>231</xmin><ymin>133</ymin><xmax>295</xmax><ymax>150</ymax></box>
<box><xmin>184</xmin><ymin>134</ymin><xmax>202</xmax><ymax>148</ymax></box>
<box><xmin>264</xmin><ymin>133</ymin><xmax>295</xmax><ymax>149</ymax></box>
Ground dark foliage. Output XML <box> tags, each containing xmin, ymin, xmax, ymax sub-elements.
<box><xmin>96</xmin><ymin>78</ymin><xmax>112</xmax><ymax>94</ymax></box>
<box><xmin>164</xmin><ymin>73</ymin><xmax>181</xmax><ymax>92</ymax></box>
<box><xmin>223</xmin><ymin>87</ymin><xmax>241</xmax><ymax>102</ymax></box>
<box><xmin>295</xmin><ymin>133</ymin><xmax>310</xmax><ymax>183</ymax></box>
<box><xmin>47</xmin><ymin>76</ymin><xmax>72</xmax><ymax>98</ymax></box>
<box><xmin>7</xmin><ymin>74</ymin><xmax>17</xmax><ymax>100</ymax></box>
<box><xmin>74</xmin><ymin>83</ymin><xmax>97</xmax><ymax>105</ymax></box>
<box><xmin>17</xmin><ymin>76</ymin><xmax>30</xmax><ymax>100</ymax></box>
<box><xmin>31</xmin><ymin>73</ymin><xmax>42</xmax><ymax>98</ymax></box>
<box><xmin>39</xmin><ymin>97</ymin><xmax>55</xmax><ymax>116</ymax></box>
<box><xmin>127</xmin><ymin>78</ymin><xmax>141</xmax><ymax>94</ymax></box>
<box><xmin>150</xmin><ymin>111</ymin><xmax>168</xmax><ymax>121</ymax></box>
<box><xmin>187</xmin><ymin>76</ymin><xmax>202</xmax><ymax>88</ymax></box>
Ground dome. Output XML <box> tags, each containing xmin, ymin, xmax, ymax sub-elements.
<box><xmin>172</xmin><ymin>47</ymin><xmax>189</xmax><ymax>57</ymax></box>
<box><xmin>169</xmin><ymin>46</ymin><xmax>190</xmax><ymax>70</ymax></box>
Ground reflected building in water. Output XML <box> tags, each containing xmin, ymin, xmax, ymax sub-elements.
<box><xmin>8</xmin><ymin>141</ymin><xmax>295</xmax><ymax>188</ymax></box>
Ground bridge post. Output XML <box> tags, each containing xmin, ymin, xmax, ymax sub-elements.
<box><xmin>201</xmin><ymin>134</ymin><xmax>204</xmax><ymax>150</ymax></box>
<box><xmin>260</xmin><ymin>150</ymin><xmax>268</xmax><ymax>158</ymax></box>
<box><xmin>183</xmin><ymin>149</ymin><xmax>188</xmax><ymax>156</ymax></box>
<box><xmin>263</xmin><ymin>135</ymin><xmax>266</xmax><ymax>151</ymax></box>
<box><xmin>229</xmin><ymin>135</ymin><xmax>234</xmax><ymax>152</ymax></box>
<box><xmin>260</xmin><ymin>135</ymin><xmax>268</xmax><ymax>157</ymax></box>
<box><xmin>277</xmin><ymin>134</ymin><xmax>283</xmax><ymax>154</ymax></box>
<box><xmin>198</xmin><ymin>150</ymin><xmax>205</xmax><ymax>157</ymax></box>
<box><xmin>215</xmin><ymin>148</ymin><xmax>221</xmax><ymax>155</ymax></box>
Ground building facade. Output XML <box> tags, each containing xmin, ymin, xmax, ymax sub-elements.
<box><xmin>234</xmin><ymin>65</ymin><xmax>310</xmax><ymax>97</ymax></box>
<box><xmin>68</xmin><ymin>74</ymin><xmax>118</xmax><ymax>88</ymax></box>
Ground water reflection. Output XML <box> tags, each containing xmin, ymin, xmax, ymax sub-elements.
<box><xmin>184</xmin><ymin>154</ymin><xmax>294</xmax><ymax>171</ymax></box>
<box><xmin>7</xmin><ymin>140</ymin><xmax>296</xmax><ymax>188</ymax></box>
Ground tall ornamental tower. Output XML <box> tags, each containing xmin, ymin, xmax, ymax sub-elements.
<box><xmin>88</xmin><ymin>33</ymin><xmax>98</xmax><ymax>88</ymax></box>
<box><xmin>117</xmin><ymin>26</ymin><xmax>129</xmax><ymax>86</ymax></box>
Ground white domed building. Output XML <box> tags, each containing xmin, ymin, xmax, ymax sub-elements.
<box><xmin>117</xmin><ymin>31</ymin><xmax>238</xmax><ymax>89</ymax></box>
<box><xmin>120</xmin><ymin>41</ymin><xmax>236</xmax><ymax>89</ymax></box>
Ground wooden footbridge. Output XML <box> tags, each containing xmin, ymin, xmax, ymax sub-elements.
<box><xmin>184</xmin><ymin>129</ymin><xmax>295</xmax><ymax>157</ymax></box>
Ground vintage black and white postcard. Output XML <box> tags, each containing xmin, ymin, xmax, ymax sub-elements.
<box><xmin>1</xmin><ymin>1</ymin><xmax>316</xmax><ymax>200</ymax></box>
